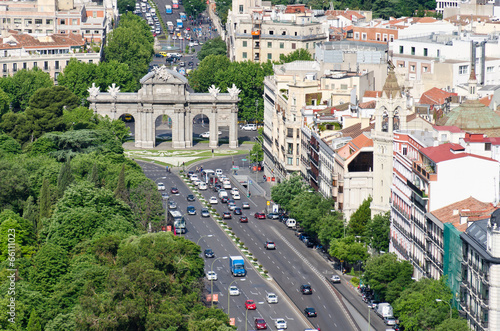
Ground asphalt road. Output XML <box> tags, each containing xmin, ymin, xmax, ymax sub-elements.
<box><xmin>138</xmin><ymin>161</ymin><xmax>310</xmax><ymax>331</ymax></box>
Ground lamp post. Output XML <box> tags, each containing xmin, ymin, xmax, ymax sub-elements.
<box><xmin>245</xmin><ymin>301</ymin><xmax>264</xmax><ymax>331</ymax></box>
<box><xmin>211</xmin><ymin>256</ymin><xmax>228</xmax><ymax>307</ymax></box>
<box><xmin>436</xmin><ymin>298</ymin><xmax>452</xmax><ymax>319</ymax></box>
<box><xmin>227</xmin><ymin>278</ymin><xmax>245</xmax><ymax>319</ymax></box>
<box><xmin>197</xmin><ymin>234</ymin><xmax>213</xmax><ymax>246</ymax></box>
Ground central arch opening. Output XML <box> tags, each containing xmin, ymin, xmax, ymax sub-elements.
<box><xmin>192</xmin><ymin>114</ymin><xmax>212</xmax><ymax>146</ymax></box>
<box><xmin>155</xmin><ymin>114</ymin><xmax>173</xmax><ymax>146</ymax></box>
<box><xmin>119</xmin><ymin>113</ymin><xmax>135</xmax><ymax>142</ymax></box>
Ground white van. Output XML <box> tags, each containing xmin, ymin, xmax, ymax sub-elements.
<box><xmin>375</xmin><ymin>303</ymin><xmax>393</xmax><ymax>318</ymax></box>
<box><xmin>286</xmin><ymin>218</ymin><xmax>296</xmax><ymax>228</ymax></box>
<box><xmin>223</xmin><ymin>180</ymin><xmax>232</xmax><ymax>189</ymax></box>
<box><xmin>218</xmin><ymin>190</ymin><xmax>228</xmax><ymax>199</ymax></box>
<box><xmin>241</xmin><ymin>124</ymin><xmax>257</xmax><ymax>131</ymax></box>
<box><xmin>215</xmin><ymin>169</ymin><xmax>223</xmax><ymax>176</ymax></box>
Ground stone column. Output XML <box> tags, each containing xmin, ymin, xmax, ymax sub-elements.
<box><xmin>142</xmin><ymin>106</ymin><xmax>155</xmax><ymax>149</ymax></box>
<box><xmin>228</xmin><ymin>105</ymin><xmax>238</xmax><ymax>148</ymax></box>
<box><xmin>134</xmin><ymin>104</ymin><xmax>144</xmax><ymax>148</ymax></box>
<box><xmin>184</xmin><ymin>106</ymin><xmax>193</xmax><ymax>148</ymax></box>
<box><xmin>173</xmin><ymin>108</ymin><xmax>186</xmax><ymax>148</ymax></box>
<box><xmin>209</xmin><ymin>105</ymin><xmax>218</xmax><ymax>149</ymax></box>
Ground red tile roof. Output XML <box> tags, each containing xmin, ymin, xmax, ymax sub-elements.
<box><xmin>285</xmin><ymin>4</ymin><xmax>306</xmax><ymax>13</ymax></box>
<box><xmin>358</xmin><ymin>100</ymin><xmax>376</xmax><ymax>109</ymax></box>
<box><xmin>339</xmin><ymin>122</ymin><xmax>375</xmax><ymax>139</ymax></box>
<box><xmin>479</xmin><ymin>95</ymin><xmax>493</xmax><ymax>107</ymax></box>
<box><xmin>420</xmin><ymin>142</ymin><xmax>496</xmax><ymax>163</ymax></box>
<box><xmin>432</xmin><ymin>125</ymin><xmax>463</xmax><ymax>133</ymax></box>
<box><xmin>363</xmin><ymin>91</ymin><xmax>382</xmax><ymax>98</ymax></box>
<box><xmin>462</xmin><ymin>133</ymin><xmax>500</xmax><ymax>145</ymax></box>
<box><xmin>325</xmin><ymin>10</ymin><xmax>365</xmax><ymax>19</ymax></box>
<box><xmin>0</xmin><ymin>32</ymin><xmax>84</xmax><ymax>50</ymax></box>
<box><xmin>419</xmin><ymin>87</ymin><xmax>457</xmax><ymax>105</ymax></box>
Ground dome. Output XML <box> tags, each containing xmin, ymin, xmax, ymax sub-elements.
<box><xmin>436</xmin><ymin>99</ymin><xmax>500</xmax><ymax>135</ymax></box>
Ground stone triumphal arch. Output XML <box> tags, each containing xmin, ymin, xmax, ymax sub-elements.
<box><xmin>87</xmin><ymin>66</ymin><xmax>241</xmax><ymax>149</ymax></box>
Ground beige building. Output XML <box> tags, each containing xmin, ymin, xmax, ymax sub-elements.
<box><xmin>226</xmin><ymin>1</ymin><xmax>328</xmax><ymax>62</ymax></box>
<box><xmin>0</xmin><ymin>30</ymin><xmax>100</xmax><ymax>80</ymax></box>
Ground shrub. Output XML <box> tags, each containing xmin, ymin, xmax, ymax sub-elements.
<box><xmin>351</xmin><ymin>277</ymin><xmax>360</xmax><ymax>287</ymax></box>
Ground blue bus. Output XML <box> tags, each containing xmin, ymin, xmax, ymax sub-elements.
<box><xmin>180</xmin><ymin>12</ymin><xmax>187</xmax><ymax>21</ymax></box>
<box><xmin>176</xmin><ymin>19</ymin><xmax>183</xmax><ymax>28</ymax></box>
<box><xmin>165</xmin><ymin>5</ymin><xmax>172</xmax><ymax>14</ymax></box>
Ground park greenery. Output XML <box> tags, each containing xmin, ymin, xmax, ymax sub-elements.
<box><xmin>197</xmin><ymin>37</ymin><xmax>228</xmax><ymax>62</ymax></box>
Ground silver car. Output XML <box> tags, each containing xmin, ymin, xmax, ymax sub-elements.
<box><xmin>168</xmin><ymin>200</ymin><xmax>177</xmax><ymax>209</ymax></box>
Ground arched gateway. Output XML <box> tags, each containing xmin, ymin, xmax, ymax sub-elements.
<box><xmin>87</xmin><ymin>66</ymin><xmax>241</xmax><ymax>149</ymax></box>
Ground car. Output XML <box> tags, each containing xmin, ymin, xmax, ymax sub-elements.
<box><xmin>331</xmin><ymin>275</ymin><xmax>341</xmax><ymax>283</ymax></box>
<box><xmin>168</xmin><ymin>200</ymin><xmax>177</xmax><ymax>209</ymax></box>
<box><xmin>201</xmin><ymin>208</ymin><xmax>210</xmax><ymax>217</ymax></box>
<box><xmin>265</xmin><ymin>241</ymin><xmax>276</xmax><ymax>250</ymax></box>
<box><xmin>233</xmin><ymin>192</ymin><xmax>241</xmax><ymax>200</ymax></box>
<box><xmin>187</xmin><ymin>206</ymin><xmax>196</xmax><ymax>215</ymax></box>
<box><xmin>234</xmin><ymin>207</ymin><xmax>242</xmax><ymax>215</ymax></box>
<box><xmin>267</xmin><ymin>212</ymin><xmax>280</xmax><ymax>220</ymax></box>
<box><xmin>240</xmin><ymin>216</ymin><xmax>249</xmax><ymax>223</ymax></box>
<box><xmin>171</xmin><ymin>187</ymin><xmax>179</xmax><ymax>194</ymax></box>
<box><xmin>242</xmin><ymin>202</ymin><xmax>250</xmax><ymax>209</ymax></box>
<box><xmin>300</xmin><ymin>284</ymin><xmax>313</xmax><ymax>294</ymax></box>
<box><xmin>187</xmin><ymin>194</ymin><xmax>195</xmax><ymax>201</ymax></box>
<box><xmin>213</xmin><ymin>184</ymin><xmax>222</xmax><ymax>192</ymax></box>
<box><xmin>228</xmin><ymin>199</ymin><xmax>236</xmax><ymax>205</ymax></box>
<box><xmin>304</xmin><ymin>307</ymin><xmax>317</xmax><ymax>317</ymax></box>
<box><xmin>223</xmin><ymin>212</ymin><xmax>232</xmax><ymax>219</ymax></box>
<box><xmin>368</xmin><ymin>300</ymin><xmax>380</xmax><ymax>309</ymax></box>
<box><xmin>215</xmin><ymin>169</ymin><xmax>223</xmax><ymax>176</ymax></box>
<box><xmin>206</xmin><ymin>271</ymin><xmax>217</xmax><ymax>280</ymax></box>
<box><xmin>241</xmin><ymin>124</ymin><xmax>257</xmax><ymax>131</ymax></box>
<box><xmin>187</xmin><ymin>171</ymin><xmax>194</xmax><ymax>176</ymax></box>
<box><xmin>254</xmin><ymin>318</ymin><xmax>267</xmax><ymax>330</ymax></box>
<box><xmin>266</xmin><ymin>293</ymin><xmax>278</xmax><ymax>303</ymax></box>
<box><xmin>188</xmin><ymin>61</ymin><xmax>194</xmax><ymax>66</ymax></box>
<box><xmin>193</xmin><ymin>179</ymin><xmax>202</xmax><ymax>186</ymax></box>
<box><xmin>209</xmin><ymin>196</ymin><xmax>218</xmax><ymax>204</ymax></box>
<box><xmin>245</xmin><ymin>299</ymin><xmax>256</xmax><ymax>310</ymax></box>
<box><xmin>162</xmin><ymin>192</ymin><xmax>169</xmax><ymax>200</ymax></box>
<box><xmin>157</xmin><ymin>182</ymin><xmax>165</xmax><ymax>191</ymax></box>
<box><xmin>199</xmin><ymin>131</ymin><xmax>222</xmax><ymax>138</ymax></box>
<box><xmin>190</xmin><ymin>174</ymin><xmax>199</xmax><ymax>182</ymax></box>
<box><xmin>254</xmin><ymin>212</ymin><xmax>266</xmax><ymax>219</ymax></box>
<box><xmin>384</xmin><ymin>317</ymin><xmax>397</xmax><ymax>326</ymax></box>
<box><xmin>223</xmin><ymin>181</ymin><xmax>232</xmax><ymax>189</ymax></box>
<box><xmin>204</xmin><ymin>249</ymin><xmax>214</xmax><ymax>258</ymax></box>
<box><xmin>228</xmin><ymin>203</ymin><xmax>237</xmax><ymax>211</ymax></box>
<box><xmin>199</xmin><ymin>182</ymin><xmax>207</xmax><ymax>190</ymax></box>
<box><xmin>229</xmin><ymin>285</ymin><xmax>240</xmax><ymax>296</ymax></box>
<box><xmin>274</xmin><ymin>318</ymin><xmax>287</xmax><ymax>329</ymax></box>
<box><xmin>231</xmin><ymin>187</ymin><xmax>239</xmax><ymax>195</ymax></box>
<box><xmin>221</xmin><ymin>196</ymin><xmax>229</xmax><ymax>203</ymax></box>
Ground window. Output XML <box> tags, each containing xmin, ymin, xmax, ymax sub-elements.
<box><xmin>287</xmin><ymin>157</ymin><xmax>293</xmax><ymax>165</ymax></box>
<box><xmin>291</xmin><ymin>43</ymin><xmax>296</xmax><ymax>49</ymax></box>
<box><xmin>93</xmin><ymin>11</ymin><xmax>97</xmax><ymax>18</ymax></box>
<box><xmin>269</xmin><ymin>30</ymin><xmax>274</xmax><ymax>35</ymax></box>
<box><xmin>390</xmin><ymin>35</ymin><xmax>394</xmax><ymax>42</ymax></box>
<box><xmin>279</xmin><ymin>42</ymin><xmax>284</xmax><ymax>49</ymax></box>
<box><xmin>281</xmin><ymin>31</ymin><xmax>286</xmax><ymax>35</ymax></box>
<box><xmin>341</xmin><ymin>84</ymin><xmax>348</xmax><ymax>90</ymax></box>
<box><xmin>242</xmin><ymin>52</ymin><xmax>247</xmax><ymax>59</ymax></box>
<box><xmin>14</xmin><ymin>18</ymin><xmax>22</xmax><ymax>24</ymax></box>
<box><xmin>487</xmin><ymin>66</ymin><xmax>494</xmax><ymax>73</ymax></box>
<box><xmin>89</xmin><ymin>60</ymin><xmax>93</xmax><ymax>64</ymax></box>
<box><xmin>383</xmin><ymin>34</ymin><xmax>387</xmax><ymax>42</ymax></box>
<box><xmin>267</xmin><ymin>53</ymin><xmax>272</xmax><ymax>60</ymax></box>
<box><xmin>44</xmin><ymin>61</ymin><xmax>49</xmax><ymax>70</ymax></box>
<box><xmin>46</xmin><ymin>19</ymin><xmax>53</xmax><ymax>25</ymax></box>
<box><xmin>86</xmin><ymin>30</ymin><xmax>91</xmax><ymax>34</ymax></box>
<box><xmin>411</xmin><ymin>47</ymin><xmax>415</xmax><ymax>55</ymax></box>
<box><xmin>72</xmin><ymin>19</ymin><xmax>78</xmax><ymax>25</ymax></box>
<box><xmin>287</xmin><ymin>128</ymin><xmax>293</xmax><ymax>137</ymax></box>
<box><xmin>33</xmin><ymin>62</ymin><xmax>37</xmax><ymax>68</ymax></box>
<box><xmin>35</xmin><ymin>29</ymin><xmax>42</xmax><ymax>34</ymax></box>
<box><xmin>306</xmin><ymin>43</ymin><xmax>309</xmax><ymax>49</ymax></box>
<box><xmin>94</xmin><ymin>30</ymin><xmax>99</xmax><ymax>34</ymax></box>
<box><xmin>422</xmin><ymin>65</ymin><xmax>429</xmax><ymax>73</ymax></box>
<box><xmin>437</xmin><ymin>49</ymin><xmax>440</xmax><ymax>58</ymax></box>
<box><xmin>354</xmin><ymin>32</ymin><xmax>359</xmax><ymax>39</ymax></box>
<box><xmin>376</xmin><ymin>33</ymin><xmax>381</xmax><ymax>41</ymax></box>
<box><xmin>239</xmin><ymin>5</ymin><xmax>243</xmax><ymax>13</ymax></box>
<box><xmin>459</xmin><ymin>65</ymin><xmax>468</xmax><ymax>75</ymax></box>
<box><xmin>399</xmin><ymin>46</ymin><xmax>404</xmax><ymax>54</ymax></box>
<box><xmin>403</xmin><ymin>147</ymin><xmax>407</xmax><ymax>155</ymax></box>
<box><xmin>294</xmin><ymin>31</ymin><xmax>297</xmax><ymax>36</ymax></box>
<box><xmin>55</xmin><ymin>60</ymin><xmax>59</xmax><ymax>70</ymax></box>
<box><xmin>485</xmin><ymin>143</ymin><xmax>492</xmax><ymax>151</ymax></box>
<box><xmin>2</xmin><ymin>18</ymin><xmax>11</xmax><ymax>23</ymax></box>
<box><xmin>287</xmin><ymin>143</ymin><xmax>293</xmax><ymax>154</ymax></box>
<box><xmin>35</xmin><ymin>19</ymin><xmax>42</xmax><ymax>25</ymax></box>
<box><xmin>362</xmin><ymin>33</ymin><xmax>367</xmax><ymax>40</ymax></box>
<box><xmin>243</xmin><ymin>29</ymin><xmax>247</xmax><ymax>34</ymax></box>
<box><xmin>242</xmin><ymin>41</ymin><xmax>247</xmax><ymax>47</ymax></box>
<box><xmin>25</xmin><ymin>19</ymin><xmax>32</xmax><ymax>25</ymax></box>
<box><xmin>60</xmin><ymin>19</ymin><xmax>66</xmax><ymax>25</ymax></box>
<box><xmin>267</xmin><ymin>41</ymin><xmax>271</xmax><ymax>48</ymax></box>
<box><xmin>55</xmin><ymin>72</ymin><xmax>60</xmax><ymax>81</ymax></box>
<box><xmin>423</xmin><ymin>48</ymin><xmax>428</xmax><ymax>56</ymax></box>
<box><xmin>2</xmin><ymin>64</ymin><xmax>6</xmax><ymax>73</ymax></box>
<box><xmin>23</xmin><ymin>62</ymin><xmax>27</xmax><ymax>69</ymax></box>
<box><xmin>410</xmin><ymin>65</ymin><xmax>415</xmax><ymax>72</ymax></box>
<box><xmin>296</xmin><ymin>158</ymin><xmax>299</xmax><ymax>166</ymax></box>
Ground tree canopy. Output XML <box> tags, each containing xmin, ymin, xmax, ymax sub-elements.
<box><xmin>197</xmin><ymin>37</ymin><xmax>227</xmax><ymax>62</ymax></box>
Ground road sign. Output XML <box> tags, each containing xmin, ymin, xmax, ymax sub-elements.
<box><xmin>249</xmin><ymin>180</ymin><xmax>252</xmax><ymax>184</ymax></box>
<box><xmin>267</xmin><ymin>201</ymin><xmax>270</xmax><ymax>206</ymax></box>
<box><xmin>232</xmin><ymin>166</ymin><xmax>239</xmax><ymax>170</ymax></box>
<box><xmin>242</xmin><ymin>158</ymin><xmax>247</xmax><ymax>161</ymax></box>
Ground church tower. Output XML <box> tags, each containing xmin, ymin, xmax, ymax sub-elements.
<box><xmin>371</xmin><ymin>68</ymin><xmax>410</xmax><ymax>215</ymax></box>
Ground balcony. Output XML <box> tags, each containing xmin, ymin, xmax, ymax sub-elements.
<box><xmin>251</xmin><ymin>29</ymin><xmax>261</xmax><ymax>36</ymax></box>
<box><xmin>481</xmin><ymin>320</ymin><xmax>488</xmax><ymax>328</ymax></box>
<box><xmin>413</xmin><ymin>161</ymin><xmax>437</xmax><ymax>181</ymax></box>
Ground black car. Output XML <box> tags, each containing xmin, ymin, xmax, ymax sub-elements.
<box><xmin>223</xmin><ymin>212</ymin><xmax>232</xmax><ymax>219</ymax></box>
<box><xmin>201</xmin><ymin>208</ymin><xmax>210</xmax><ymax>217</ymax></box>
<box><xmin>221</xmin><ymin>196</ymin><xmax>229</xmax><ymax>203</ymax></box>
<box><xmin>187</xmin><ymin>194</ymin><xmax>195</xmax><ymax>201</ymax></box>
<box><xmin>204</xmin><ymin>249</ymin><xmax>214</xmax><ymax>258</ymax></box>
<box><xmin>213</xmin><ymin>184</ymin><xmax>222</xmax><ymax>192</ymax></box>
<box><xmin>304</xmin><ymin>307</ymin><xmax>317</xmax><ymax>317</ymax></box>
<box><xmin>300</xmin><ymin>284</ymin><xmax>312</xmax><ymax>294</ymax></box>
<box><xmin>267</xmin><ymin>213</ymin><xmax>280</xmax><ymax>220</ymax></box>
<box><xmin>154</xmin><ymin>53</ymin><xmax>164</xmax><ymax>58</ymax></box>
<box><xmin>171</xmin><ymin>187</ymin><xmax>179</xmax><ymax>194</ymax></box>
<box><xmin>187</xmin><ymin>206</ymin><xmax>196</xmax><ymax>215</ymax></box>
<box><xmin>234</xmin><ymin>207</ymin><xmax>242</xmax><ymax>215</ymax></box>
<box><xmin>188</xmin><ymin>61</ymin><xmax>194</xmax><ymax>66</ymax></box>
<box><xmin>188</xmin><ymin>171</ymin><xmax>194</xmax><ymax>176</ymax></box>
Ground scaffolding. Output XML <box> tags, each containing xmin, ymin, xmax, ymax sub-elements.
<box><xmin>443</xmin><ymin>223</ymin><xmax>462</xmax><ymax>309</ymax></box>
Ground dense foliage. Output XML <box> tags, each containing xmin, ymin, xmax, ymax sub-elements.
<box><xmin>197</xmin><ymin>37</ymin><xmax>228</xmax><ymax>62</ymax></box>
<box><xmin>183</xmin><ymin>0</ymin><xmax>207</xmax><ymax>18</ymax></box>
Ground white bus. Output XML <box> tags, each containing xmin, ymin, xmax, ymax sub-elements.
<box><xmin>168</xmin><ymin>210</ymin><xmax>186</xmax><ymax>234</ymax></box>
<box><xmin>165</xmin><ymin>5</ymin><xmax>172</xmax><ymax>14</ymax></box>
<box><xmin>167</xmin><ymin>21</ymin><xmax>174</xmax><ymax>34</ymax></box>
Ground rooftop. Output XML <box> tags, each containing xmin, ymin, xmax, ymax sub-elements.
<box><xmin>420</xmin><ymin>142</ymin><xmax>496</xmax><ymax>163</ymax></box>
<box><xmin>437</xmin><ymin>99</ymin><xmax>500</xmax><ymax>134</ymax></box>
<box><xmin>419</xmin><ymin>87</ymin><xmax>457</xmax><ymax>106</ymax></box>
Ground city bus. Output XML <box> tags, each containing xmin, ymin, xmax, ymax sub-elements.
<box><xmin>165</xmin><ymin>5</ymin><xmax>172</xmax><ymax>14</ymax></box>
<box><xmin>172</xmin><ymin>0</ymin><xmax>179</xmax><ymax>9</ymax></box>
<box><xmin>167</xmin><ymin>21</ymin><xmax>174</xmax><ymax>34</ymax></box>
<box><xmin>168</xmin><ymin>210</ymin><xmax>186</xmax><ymax>234</ymax></box>
<box><xmin>176</xmin><ymin>19</ymin><xmax>183</xmax><ymax>29</ymax></box>
<box><xmin>180</xmin><ymin>12</ymin><xmax>187</xmax><ymax>21</ymax></box>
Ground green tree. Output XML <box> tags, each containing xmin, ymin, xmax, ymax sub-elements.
<box><xmin>30</xmin><ymin>243</ymin><xmax>69</xmax><ymax>292</ymax></box>
<box><xmin>0</xmin><ymin>133</ymin><xmax>22</xmax><ymax>154</ymax></box>
<box><xmin>215</xmin><ymin>0</ymin><xmax>231</xmax><ymax>24</ymax></box>
<box><xmin>0</xmin><ymin>68</ymin><xmax>53</xmax><ymax>111</ymax></box>
<box><xmin>329</xmin><ymin>236</ymin><xmax>369</xmax><ymax>264</ymax></box>
<box><xmin>25</xmin><ymin>86</ymin><xmax>79</xmax><ymax>142</ymax></box>
<box><xmin>114</xmin><ymin>164</ymin><xmax>128</xmax><ymax>202</ymax></box>
<box><xmin>0</xmin><ymin>161</ymin><xmax>30</xmax><ymax>213</ymax></box>
<box><xmin>270</xmin><ymin>174</ymin><xmax>306</xmax><ymax>211</ymax></box>
<box><xmin>62</xmin><ymin>106</ymin><xmax>97</xmax><ymax>130</ymax></box>
<box><xmin>117</xmin><ymin>0</ymin><xmax>135</xmax><ymax>13</ymax></box>
<box><xmin>249</xmin><ymin>141</ymin><xmax>263</xmax><ymax>163</ymax></box>
<box><xmin>0</xmin><ymin>210</ymin><xmax>36</xmax><ymax>260</ymax></box>
<box><xmin>0</xmin><ymin>111</ymin><xmax>29</xmax><ymax>143</ymax></box>
<box><xmin>280</xmin><ymin>49</ymin><xmax>313</xmax><ymax>63</ymax></box>
<box><xmin>348</xmin><ymin>196</ymin><xmax>372</xmax><ymax>239</ymax></box>
<box><xmin>317</xmin><ymin>212</ymin><xmax>345</xmax><ymax>247</ymax></box>
<box><xmin>39</xmin><ymin>178</ymin><xmax>51</xmax><ymax>221</ymax></box>
<box><xmin>128</xmin><ymin>181</ymin><xmax>164</xmax><ymax>231</ymax></box>
<box><xmin>434</xmin><ymin>318</ymin><xmax>469</xmax><ymax>331</ymax></box>
<box><xmin>95</xmin><ymin>60</ymin><xmax>136</xmax><ymax>93</ymax></box>
<box><xmin>57</xmin><ymin>160</ymin><xmax>74</xmax><ymax>198</ymax></box>
<box><xmin>23</xmin><ymin>196</ymin><xmax>39</xmax><ymax>234</ymax></box>
<box><xmin>95</xmin><ymin>116</ymin><xmax>130</xmax><ymax>143</ymax></box>
<box><xmin>188</xmin><ymin>54</ymin><xmax>231</xmax><ymax>92</ymax></box>
<box><xmin>366</xmin><ymin>212</ymin><xmax>390</xmax><ymax>252</ymax></box>
<box><xmin>57</xmin><ymin>59</ymin><xmax>98</xmax><ymax>102</ymax></box>
<box><xmin>0</xmin><ymin>87</ymin><xmax>10</xmax><ymax>117</ymax></box>
<box><xmin>89</xmin><ymin>162</ymin><xmax>99</xmax><ymax>187</ymax></box>
<box><xmin>197</xmin><ymin>37</ymin><xmax>227</xmax><ymax>62</ymax></box>
<box><xmin>27</xmin><ymin>309</ymin><xmax>42</xmax><ymax>331</ymax></box>
<box><xmin>362</xmin><ymin>253</ymin><xmax>413</xmax><ymax>302</ymax></box>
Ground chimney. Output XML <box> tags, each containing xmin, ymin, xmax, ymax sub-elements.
<box><xmin>460</xmin><ymin>209</ymin><xmax>471</xmax><ymax>224</ymax></box>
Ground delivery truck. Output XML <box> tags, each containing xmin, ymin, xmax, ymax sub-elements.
<box><xmin>229</xmin><ymin>255</ymin><xmax>246</xmax><ymax>277</ymax></box>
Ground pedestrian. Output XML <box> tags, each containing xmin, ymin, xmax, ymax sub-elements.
<box><xmin>166</xmin><ymin>166</ymin><xmax>169</xmax><ymax>173</ymax></box>
<box><xmin>263</xmin><ymin>175</ymin><xmax>266</xmax><ymax>181</ymax></box>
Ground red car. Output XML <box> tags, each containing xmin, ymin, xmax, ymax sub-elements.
<box><xmin>255</xmin><ymin>318</ymin><xmax>267</xmax><ymax>329</ymax></box>
<box><xmin>245</xmin><ymin>299</ymin><xmax>256</xmax><ymax>310</ymax></box>
<box><xmin>254</xmin><ymin>212</ymin><xmax>266</xmax><ymax>219</ymax></box>
<box><xmin>240</xmin><ymin>216</ymin><xmax>248</xmax><ymax>223</ymax></box>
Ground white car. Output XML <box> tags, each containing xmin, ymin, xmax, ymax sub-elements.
<box><xmin>266</xmin><ymin>293</ymin><xmax>278</xmax><ymax>304</ymax></box>
<box><xmin>228</xmin><ymin>203</ymin><xmax>236</xmax><ymax>211</ymax></box>
<box><xmin>215</xmin><ymin>169</ymin><xmax>223</xmax><ymax>176</ymax></box>
<box><xmin>229</xmin><ymin>285</ymin><xmax>240</xmax><ymax>296</ymax></box>
<box><xmin>190</xmin><ymin>174</ymin><xmax>199</xmax><ymax>182</ymax></box>
<box><xmin>275</xmin><ymin>318</ymin><xmax>287</xmax><ymax>329</ymax></box>
<box><xmin>193</xmin><ymin>179</ymin><xmax>202</xmax><ymax>186</ymax></box>
<box><xmin>199</xmin><ymin>182</ymin><xmax>207</xmax><ymax>190</ymax></box>
<box><xmin>331</xmin><ymin>275</ymin><xmax>341</xmax><ymax>283</ymax></box>
<box><xmin>209</xmin><ymin>196</ymin><xmax>218</xmax><ymax>204</ymax></box>
<box><xmin>241</xmin><ymin>124</ymin><xmax>257</xmax><ymax>131</ymax></box>
<box><xmin>231</xmin><ymin>187</ymin><xmax>239</xmax><ymax>195</ymax></box>
<box><xmin>199</xmin><ymin>131</ymin><xmax>222</xmax><ymax>138</ymax></box>
<box><xmin>157</xmin><ymin>182</ymin><xmax>165</xmax><ymax>191</ymax></box>
<box><xmin>233</xmin><ymin>192</ymin><xmax>241</xmax><ymax>200</ymax></box>
<box><xmin>206</xmin><ymin>271</ymin><xmax>217</xmax><ymax>281</ymax></box>
<box><xmin>223</xmin><ymin>181</ymin><xmax>232</xmax><ymax>189</ymax></box>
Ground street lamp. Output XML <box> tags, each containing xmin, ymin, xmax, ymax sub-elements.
<box><xmin>245</xmin><ymin>300</ymin><xmax>264</xmax><ymax>331</ymax></box>
<box><xmin>436</xmin><ymin>298</ymin><xmax>452</xmax><ymax>319</ymax></box>
<box><xmin>211</xmin><ymin>256</ymin><xmax>228</xmax><ymax>307</ymax></box>
<box><xmin>197</xmin><ymin>234</ymin><xmax>213</xmax><ymax>246</ymax></box>
<box><xmin>227</xmin><ymin>278</ymin><xmax>245</xmax><ymax>319</ymax></box>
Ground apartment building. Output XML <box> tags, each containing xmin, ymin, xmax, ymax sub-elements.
<box><xmin>0</xmin><ymin>0</ymin><xmax>116</xmax><ymax>42</ymax></box>
<box><xmin>226</xmin><ymin>1</ymin><xmax>328</xmax><ymax>62</ymax></box>
<box><xmin>0</xmin><ymin>30</ymin><xmax>100</xmax><ymax>79</ymax></box>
